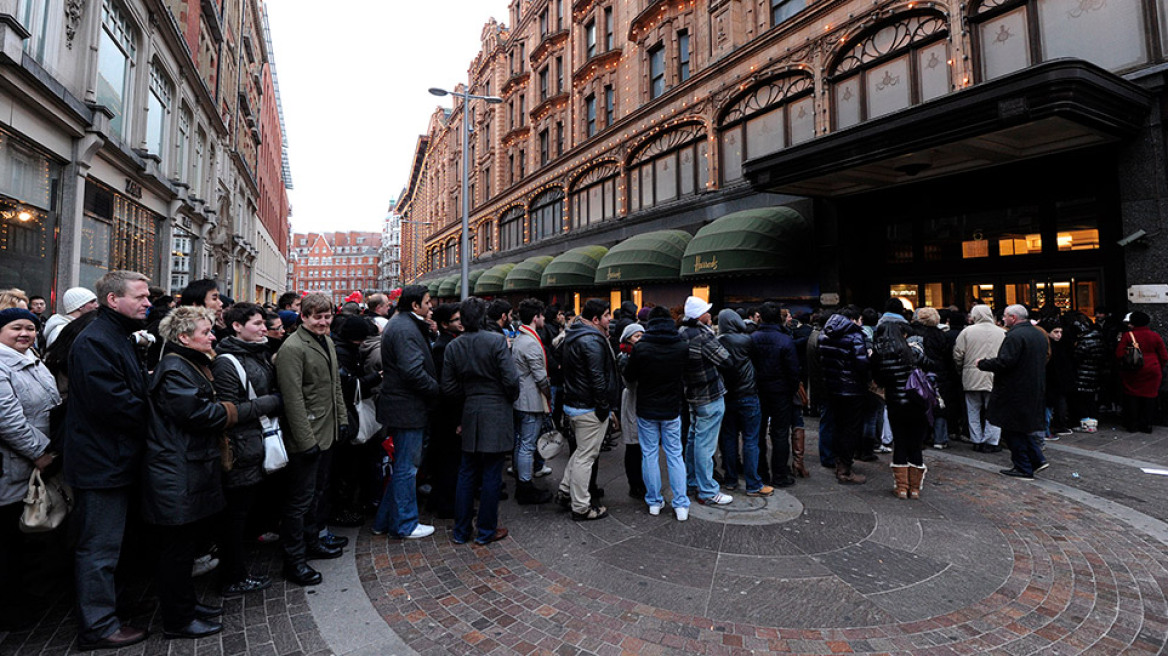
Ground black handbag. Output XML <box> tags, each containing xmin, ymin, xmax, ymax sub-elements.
<box><xmin>1120</xmin><ymin>333</ymin><xmax>1144</xmax><ymax>372</ymax></box>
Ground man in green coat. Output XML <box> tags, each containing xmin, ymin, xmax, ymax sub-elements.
<box><xmin>276</xmin><ymin>293</ymin><xmax>347</xmax><ymax>586</ymax></box>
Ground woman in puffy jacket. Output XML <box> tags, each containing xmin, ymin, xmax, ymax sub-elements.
<box><xmin>1116</xmin><ymin>311</ymin><xmax>1168</xmax><ymax>433</ymax></box>
<box><xmin>871</xmin><ymin>299</ymin><xmax>935</xmax><ymax>500</ymax></box>
<box><xmin>1069</xmin><ymin>312</ymin><xmax>1107</xmax><ymax>422</ymax></box>
<box><xmin>210</xmin><ymin>303</ymin><xmax>284</xmax><ymax>597</ymax></box>
<box><xmin>147</xmin><ymin>306</ymin><xmax>280</xmax><ymax>638</ymax></box>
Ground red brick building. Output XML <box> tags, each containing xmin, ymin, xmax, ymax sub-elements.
<box><xmin>289</xmin><ymin>231</ymin><xmax>382</xmax><ymax>304</ymax></box>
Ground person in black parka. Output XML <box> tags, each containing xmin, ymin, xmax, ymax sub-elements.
<box><xmin>978</xmin><ymin>304</ymin><xmax>1049</xmax><ymax>478</ymax></box>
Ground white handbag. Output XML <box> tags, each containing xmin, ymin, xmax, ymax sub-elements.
<box><xmin>20</xmin><ymin>469</ymin><xmax>72</xmax><ymax>533</ymax></box>
<box><xmin>220</xmin><ymin>354</ymin><xmax>288</xmax><ymax>473</ymax></box>
<box><xmin>352</xmin><ymin>381</ymin><xmax>380</xmax><ymax>445</ymax></box>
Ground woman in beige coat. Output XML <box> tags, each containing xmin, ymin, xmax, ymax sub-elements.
<box><xmin>952</xmin><ymin>304</ymin><xmax>1006</xmax><ymax>452</ymax></box>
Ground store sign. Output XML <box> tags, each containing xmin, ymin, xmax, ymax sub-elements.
<box><xmin>820</xmin><ymin>292</ymin><xmax>840</xmax><ymax>306</ymax></box>
<box><xmin>1128</xmin><ymin>285</ymin><xmax>1168</xmax><ymax>304</ymax></box>
<box><xmin>545</xmin><ymin>275</ymin><xmax>557</xmax><ymax>285</ymax></box>
<box><xmin>692</xmin><ymin>255</ymin><xmax>718</xmax><ymax>272</ymax></box>
<box><xmin>607</xmin><ymin>269</ymin><xmax>621</xmax><ymax>281</ymax></box>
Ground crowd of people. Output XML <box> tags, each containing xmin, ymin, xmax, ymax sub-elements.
<box><xmin>0</xmin><ymin>272</ymin><xmax>1165</xmax><ymax>651</ymax></box>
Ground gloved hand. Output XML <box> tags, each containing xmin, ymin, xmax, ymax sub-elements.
<box><xmin>253</xmin><ymin>393</ymin><xmax>282</xmax><ymax>417</ymax></box>
<box><xmin>296</xmin><ymin>445</ymin><xmax>321</xmax><ymax>459</ymax></box>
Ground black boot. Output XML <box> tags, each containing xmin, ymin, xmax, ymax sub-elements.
<box><xmin>515</xmin><ymin>480</ymin><xmax>553</xmax><ymax>505</ymax></box>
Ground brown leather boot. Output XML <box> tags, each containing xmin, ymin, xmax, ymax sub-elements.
<box><xmin>907</xmin><ymin>465</ymin><xmax>926</xmax><ymax>499</ymax></box>
<box><xmin>835</xmin><ymin>462</ymin><xmax>867</xmax><ymax>485</ymax></box>
<box><xmin>792</xmin><ymin>428</ymin><xmax>809</xmax><ymax>478</ymax></box>
<box><xmin>891</xmin><ymin>465</ymin><xmax>910</xmax><ymax>499</ymax></box>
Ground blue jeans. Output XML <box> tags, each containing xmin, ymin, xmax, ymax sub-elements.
<box><xmin>685</xmin><ymin>397</ymin><xmax>726</xmax><ymax>500</ymax></box>
<box><xmin>637</xmin><ymin>416</ymin><xmax>689</xmax><ymax>509</ymax></box>
<box><xmin>720</xmin><ymin>395</ymin><xmax>764</xmax><ymax>492</ymax></box>
<box><xmin>1003</xmin><ymin>429</ymin><xmax>1046</xmax><ymax>475</ymax></box>
<box><xmin>933</xmin><ymin>414</ymin><xmax>949</xmax><ymax>446</ymax></box>
<box><xmin>818</xmin><ymin>405</ymin><xmax>835</xmax><ymax>466</ymax></box>
<box><xmin>373</xmin><ymin>427</ymin><xmax>425</xmax><ymax>537</ymax></box>
<box><xmin>514</xmin><ymin>411</ymin><xmax>543</xmax><ymax>482</ymax></box>
<box><xmin>453</xmin><ymin>451</ymin><xmax>505</xmax><ymax>543</ymax></box>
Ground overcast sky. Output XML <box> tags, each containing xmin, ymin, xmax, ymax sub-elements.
<box><xmin>266</xmin><ymin>2</ymin><xmax>512</xmax><ymax>236</ymax></box>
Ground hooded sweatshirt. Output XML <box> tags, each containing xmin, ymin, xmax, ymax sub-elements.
<box><xmin>817</xmin><ymin>314</ymin><xmax>870</xmax><ymax>396</ymax></box>
<box><xmin>952</xmin><ymin>305</ymin><xmax>1004</xmax><ymax>392</ymax></box>
<box><xmin>716</xmin><ymin>309</ymin><xmax>757</xmax><ymax>399</ymax></box>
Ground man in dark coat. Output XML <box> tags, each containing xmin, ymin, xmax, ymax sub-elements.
<box><xmin>817</xmin><ymin>306</ymin><xmax>870</xmax><ymax>484</ymax></box>
<box><xmin>64</xmin><ymin>270</ymin><xmax>153</xmax><ymax>651</ymax></box>
<box><xmin>442</xmin><ymin>297</ymin><xmax>521</xmax><ymax>545</ymax></box>
<box><xmin>752</xmin><ymin>303</ymin><xmax>802</xmax><ymax>487</ymax></box>
<box><xmin>373</xmin><ymin>285</ymin><xmax>438</xmax><ymax>539</ymax></box>
<box><xmin>978</xmin><ymin>304</ymin><xmax>1048</xmax><ymax>479</ymax></box>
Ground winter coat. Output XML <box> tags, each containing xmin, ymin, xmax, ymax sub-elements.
<box><xmin>914</xmin><ymin>323</ymin><xmax>952</xmax><ymax>391</ymax></box>
<box><xmin>1117</xmin><ymin>326</ymin><xmax>1168</xmax><ymax>398</ymax></box>
<box><xmin>871</xmin><ymin>320</ymin><xmax>933</xmax><ymax>407</ymax></box>
<box><xmin>513</xmin><ymin>326</ymin><xmax>551</xmax><ymax>413</ymax></box>
<box><xmin>807</xmin><ymin>327</ymin><xmax>826</xmax><ymax>404</ymax></box>
<box><xmin>0</xmin><ymin>345</ymin><xmax>59</xmax><ymax>504</ymax></box>
<box><xmin>617</xmin><ymin>351</ymin><xmax>639</xmax><ymax>444</ymax></box>
<box><xmin>440</xmin><ymin>330</ymin><xmax>521</xmax><ymax>453</ymax></box>
<box><xmin>359</xmin><ymin>335</ymin><xmax>382</xmax><ymax>380</ymax></box>
<box><xmin>716</xmin><ymin>309</ymin><xmax>758</xmax><ymax>399</ymax></box>
<box><xmin>561</xmin><ymin>320</ymin><xmax>620</xmax><ymax>415</ymax></box>
<box><xmin>624</xmin><ymin>318</ymin><xmax>687</xmax><ymax>420</ymax></box>
<box><xmin>211</xmin><ymin>337</ymin><xmax>281</xmax><ymax>488</ymax></box>
<box><xmin>979</xmin><ymin>321</ymin><xmax>1048</xmax><ymax>433</ymax></box>
<box><xmin>63</xmin><ymin>307</ymin><xmax>151</xmax><ymax>490</ymax></box>
<box><xmin>43</xmin><ymin>313</ymin><xmax>72</xmax><ymax>347</ymax></box>
<box><xmin>378</xmin><ymin>312</ymin><xmax>438</xmax><ymax>430</ymax></box>
<box><xmin>275</xmin><ymin>327</ymin><xmax>346</xmax><ymax>454</ymax></box>
<box><xmin>1046</xmin><ymin>338</ymin><xmax>1075</xmax><ymax>401</ymax></box>
<box><xmin>1073</xmin><ymin>327</ymin><xmax>1108</xmax><ymax>394</ymax></box>
<box><xmin>679</xmin><ymin>322</ymin><xmax>730</xmax><ymax>406</ymax></box>
<box><xmin>337</xmin><ymin>340</ymin><xmax>381</xmax><ymax>420</ymax></box>
<box><xmin>751</xmin><ymin>322</ymin><xmax>800</xmax><ymax>398</ymax></box>
<box><xmin>952</xmin><ymin>305</ymin><xmax>1004</xmax><ymax>393</ymax></box>
<box><xmin>608</xmin><ymin>301</ymin><xmax>639</xmax><ymax>356</ymax></box>
<box><xmin>538</xmin><ymin>323</ymin><xmax>563</xmax><ymax>386</ymax></box>
<box><xmin>818</xmin><ymin>314</ymin><xmax>870</xmax><ymax>397</ymax></box>
<box><xmin>144</xmin><ymin>345</ymin><xmax>273</xmax><ymax>525</ymax></box>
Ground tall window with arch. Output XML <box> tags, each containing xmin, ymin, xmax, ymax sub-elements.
<box><xmin>530</xmin><ymin>188</ymin><xmax>565</xmax><ymax>240</ymax></box>
<box><xmin>499</xmin><ymin>206</ymin><xmax>525</xmax><ymax>251</ymax></box>
<box><xmin>628</xmin><ymin>124</ymin><xmax>709</xmax><ymax>213</ymax></box>
<box><xmin>571</xmin><ymin>161</ymin><xmax>619</xmax><ymax>229</ymax></box>
<box><xmin>719</xmin><ymin>74</ymin><xmax>815</xmax><ymax>184</ymax></box>
<box><xmin>831</xmin><ymin>12</ymin><xmax>952</xmax><ymax>130</ymax></box>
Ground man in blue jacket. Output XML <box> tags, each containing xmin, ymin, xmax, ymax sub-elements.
<box><xmin>373</xmin><ymin>285</ymin><xmax>438</xmax><ymax>539</ymax></box>
<box><xmin>752</xmin><ymin>302</ymin><xmax>802</xmax><ymax>488</ymax></box>
<box><xmin>65</xmin><ymin>270</ymin><xmax>153</xmax><ymax>651</ymax></box>
<box><xmin>818</xmin><ymin>306</ymin><xmax>871</xmax><ymax>485</ymax></box>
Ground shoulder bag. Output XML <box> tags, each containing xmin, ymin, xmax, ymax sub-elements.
<box><xmin>1120</xmin><ymin>333</ymin><xmax>1145</xmax><ymax>372</ymax></box>
<box><xmin>220</xmin><ymin>354</ymin><xmax>288</xmax><ymax>473</ymax></box>
<box><xmin>20</xmin><ymin>469</ymin><xmax>72</xmax><ymax>533</ymax></box>
<box><xmin>352</xmin><ymin>380</ymin><xmax>380</xmax><ymax>445</ymax></box>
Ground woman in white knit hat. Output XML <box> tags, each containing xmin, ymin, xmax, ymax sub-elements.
<box><xmin>43</xmin><ymin>287</ymin><xmax>99</xmax><ymax>347</ymax></box>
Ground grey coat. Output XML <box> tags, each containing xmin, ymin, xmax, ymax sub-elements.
<box><xmin>512</xmin><ymin>326</ymin><xmax>550</xmax><ymax>413</ymax></box>
<box><xmin>441</xmin><ymin>331</ymin><xmax>521</xmax><ymax>454</ymax></box>
<box><xmin>0</xmin><ymin>346</ymin><xmax>59</xmax><ymax>505</ymax></box>
<box><xmin>378</xmin><ymin>312</ymin><xmax>438</xmax><ymax>430</ymax></box>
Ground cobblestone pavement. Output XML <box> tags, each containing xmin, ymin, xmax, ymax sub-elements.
<box><xmin>8</xmin><ymin>418</ymin><xmax>1168</xmax><ymax>655</ymax></box>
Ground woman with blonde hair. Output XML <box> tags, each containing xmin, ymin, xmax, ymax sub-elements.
<box><xmin>0</xmin><ymin>288</ymin><xmax>30</xmax><ymax>310</ymax></box>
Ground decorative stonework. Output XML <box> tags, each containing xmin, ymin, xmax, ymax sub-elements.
<box><xmin>65</xmin><ymin>0</ymin><xmax>85</xmax><ymax>49</ymax></box>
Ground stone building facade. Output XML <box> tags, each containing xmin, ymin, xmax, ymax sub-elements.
<box><xmin>288</xmin><ymin>230</ymin><xmax>382</xmax><ymax>305</ymax></box>
<box><xmin>401</xmin><ymin>0</ymin><xmax>1168</xmax><ymax>323</ymax></box>
<box><xmin>0</xmin><ymin>0</ymin><xmax>292</xmax><ymax>309</ymax></box>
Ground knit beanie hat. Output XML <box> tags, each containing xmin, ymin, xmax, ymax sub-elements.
<box><xmin>63</xmin><ymin>287</ymin><xmax>98</xmax><ymax>313</ymax></box>
<box><xmin>0</xmin><ymin>308</ymin><xmax>38</xmax><ymax>330</ymax></box>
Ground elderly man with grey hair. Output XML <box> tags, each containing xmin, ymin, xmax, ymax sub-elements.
<box><xmin>976</xmin><ymin>304</ymin><xmax>1049</xmax><ymax>479</ymax></box>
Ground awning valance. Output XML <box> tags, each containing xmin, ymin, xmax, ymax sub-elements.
<box><xmin>541</xmin><ymin>245</ymin><xmax>609</xmax><ymax>289</ymax></box>
<box><xmin>474</xmin><ymin>263</ymin><xmax>517</xmax><ymax>295</ymax></box>
<box><xmin>594</xmin><ymin>230</ymin><xmax>692</xmax><ymax>285</ymax></box>
<box><xmin>504</xmin><ymin>255</ymin><xmax>555</xmax><ymax>292</ymax></box>
<box><xmin>437</xmin><ymin>274</ymin><xmax>461</xmax><ymax>298</ymax></box>
<box><xmin>681</xmin><ymin>207</ymin><xmax>809</xmax><ymax>278</ymax></box>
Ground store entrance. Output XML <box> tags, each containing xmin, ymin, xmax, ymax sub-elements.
<box><xmin>890</xmin><ymin>274</ymin><xmax>1100</xmax><ymax>320</ymax></box>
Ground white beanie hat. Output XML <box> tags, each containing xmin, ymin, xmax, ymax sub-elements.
<box><xmin>684</xmin><ymin>296</ymin><xmax>713</xmax><ymax>321</ymax></box>
<box><xmin>63</xmin><ymin>287</ymin><xmax>98</xmax><ymax>313</ymax></box>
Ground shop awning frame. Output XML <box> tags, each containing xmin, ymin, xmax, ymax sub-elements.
<box><xmin>593</xmin><ymin>229</ymin><xmax>693</xmax><ymax>285</ymax></box>
<box><xmin>680</xmin><ymin>207</ymin><xmax>810</xmax><ymax>279</ymax></box>
<box><xmin>474</xmin><ymin>262</ymin><xmax>517</xmax><ymax>295</ymax></box>
<box><xmin>541</xmin><ymin>245</ymin><xmax>610</xmax><ymax>289</ymax></box>
<box><xmin>504</xmin><ymin>255</ymin><xmax>555</xmax><ymax>292</ymax></box>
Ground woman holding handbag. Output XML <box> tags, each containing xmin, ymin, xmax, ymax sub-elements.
<box><xmin>0</xmin><ymin>308</ymin><xmax>60</xmax><ymax>630</ymax></box>
<box><xmin>1117</xmin><ymin>311</ymin><xmax>1168</xmax><ymax>434</ymax></box>
<box><xmin>209</xmin><ymin>303</ymin><xmax>284</xmax><ymax>597</ymax></box>
<box><xmin>146</xmin><ymin>306</ymin><xmax>280</xmax><ymax>639</ymax></box>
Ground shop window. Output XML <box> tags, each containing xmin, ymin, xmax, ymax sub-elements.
<box><xmin>1055</xmin><ymin>197</ymin><xmax>1101</xmax><ymax>251</ymax></box>
<box><xmin>889</xmin><ymin>284</ymin><xmax>918</xmax><ymax>311</ymax></box>
<box><xmin>97</xmin><ymin>0</ymin><xmax>136</xmax><ymax>139</ymax></box>
<box><xmin>571</xmin><ymin>162</ymin><xmax>618</xmax><ymax>229</ymax></box>
<box><xmin>445</xmin><ymin>239</ymin><xmax>457</xmax><ymax>266</ymax></box>
<box><xmin>171</xmin><ymin>229</ymin><xmax>194</xmax><ymax>291</ymax></box>
<box><xmin>886</xmin><ymin>222</ymin><xmax>913</xmax><ymax>264</ymax></box>
<box><xmin>476</xmin><ymin>221</ymin><xmax>493</xmax><ymax>254</ymax></box>
<box><xmin>973</xmin><ymin>0</ymin><xmax>1147</xmax><ymax>81</ymax></box>
<box><xmin>531</xmin><ymin>188</ymin><xmax>564</xmax><ymax>240</ymax></box>
<box><xmin>719</xmin><ymin>75</ymin><xmax>814</xmax><ymax>184</ymax></box>
<box><xmin>963</xmin><ymin>207</ymin><xmax>1040</xmax><ymax>258</ymax></box>
<box><xmin>830</xmin><ymin>12</ymin><xmax>950</xmax><ymax>130</ymax></box>
<box><xmin>628</xmin><ymin>123</ymin><xmax>708</xmax><ymax>212</ymax></box>
<box><xmin>499</xmin><ymin>206</ymin><xmax>524</xmax><ymax>251</ymax></box>
<box><xmin>771</xmin><ymin>0</ymin><xmax>806</xmax><ymax>27</ymax></box>
<box><xmin>83</xmin><ymin>180</ymin><xmax>160</xmax><ymax>287</ymax></box>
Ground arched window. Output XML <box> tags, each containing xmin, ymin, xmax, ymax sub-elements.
<box><xmin>831</xmin><ymin>13</ymin><xmax>950</xmax><ymax>130</ymax></box>
<box><xmin>444</xmin><ymin>238</ymin><xmax>457</xmax><ymax>266</ymax></box>
<box><xmin>530</xmin><ymin>188</ymin><xmax>564</xmax><ymax>240</ymax></box>
<box><xmin>476</xmin><ymin>220</ymin><xmax>493</xmax><ymax>256</ymax></box>
<box><xmin>719</xmin><ymin>75</ymin><xmax>814</xmax><ymax>184</ymax></box>
<box><xmin>570</xmin><ymin>162</ymin><xmax>619</xmax><ymax>229</ymax></box>
<box><xmin>628</xmin><ymin>123</ymin><xmax>708</xmax><ymax>213</ymax></box>
<box><xmin>499</xmin><ymin>206</ymin><xmax>525</xmax><ymax>251</ymax></box>
<box><xmin>972</xmin><ymin>0</ymin><xmax>1149</xmax><ymax>81</ymax></box>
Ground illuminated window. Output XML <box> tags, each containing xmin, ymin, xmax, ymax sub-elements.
<box><xmin>1057</xmin><ymin>228</ymin><xmax>1100</xmax><ymax>251</ymax></box>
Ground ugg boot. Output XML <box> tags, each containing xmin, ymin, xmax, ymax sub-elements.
<box><xmin>907</xmin><ymin>464</ymin><xmax>927</xmax><ymax>499</ymax></box>
<box><xmin>792</xmin><ymin>428</ymin><xmax>810</xmax><ymax>478</ymax></box>
<box><xmin>891</xmin><ymin>465</ymin><xmax>910</xmax><ymax>499</ymax></box>
<box><xmin>835</xmin><ymin>462</ymin><xmax>867</xmax><ymax>485</ymax></box>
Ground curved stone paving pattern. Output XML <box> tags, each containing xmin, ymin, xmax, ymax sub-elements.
<box><xmin>357</xmin><ymin>456</ymin><xmax>1168</xmax><ymax>655</ymax></box>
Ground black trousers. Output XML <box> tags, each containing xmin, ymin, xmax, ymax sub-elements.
<box><xmin>759</xmin><ymin>392</ymin><xmax>793</xmax><ymax>482</ymax></box>
<box><xmin>0</xmin><ymin>502</ymin><xmax>26</xmax><ymax>615</ymax></box>
<box><xmin>1123</xmin><ymin>394</ymin><xmax>1157</xmax><ymax>432</ymax></box>
<box><xmin>153</xmin><ymin>522</ymin><xmax>198</xmax><ymax>630</ymax></box>
<box><xmin>281</xmin><ymin>447</ymin><xmax>332</xmax><ymax>566</ymax></box>
<box><xmin>828</xmin><ymin>395</ymin><xmax>866</xmax><ymax>469</ymax></box>
<box><xmin>220</xmin><ymin>485</ymin><xmax>257</xmax><ymax>585</ymax></box>
<box><xmin>624</xmin><ymin>443</ymin><xmax>644</xmax><ymax>493</ymax></box>
<box><xmin>887</xmin><ymin>404</ymin><xmax>926</xmax><ymax>467</ymax></box>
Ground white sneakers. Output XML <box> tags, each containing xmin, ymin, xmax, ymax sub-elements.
<box><xmin>698</xmin><ymin>492</ymin><xmax>733</xmax><ymax>505</ymax></box>
<box><xmin>648</xmin><ymin>505</ymin><xmax>662</xmax><ymax>516</ymax></box>
<box><xmin>533</xmin><ymin>465</ymin><xmax>553</xmax><ymax>478</ymax></box>
<box><xmin>405</xmin><ymin>524</ymin><xmax>435</xmax><ymax>539</ymax></box>
<box><xmin>674</xmin><ymin>507</ymin><xmax>689</xmax><ymax>521</ymax></box>
<box><xmin>191</xmin><ymin>554</ymin><xmax>219</xmax><ymax>577</ymax></box>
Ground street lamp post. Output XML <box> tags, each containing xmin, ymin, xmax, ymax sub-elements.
<box><xmin>429</xmin><ymin>85</ymin><xmax>503</xmax><ymax>300</ymax></box>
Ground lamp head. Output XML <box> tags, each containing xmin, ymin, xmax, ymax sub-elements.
<box><xmin>485</xmin><ymin>96</ymin><xmax>504</xmax><ymax>104</ymax></box>
<box><xmin>428</xmin><ymin>88</ymin><xmax>449</xmax><ymax>97</ymax></box>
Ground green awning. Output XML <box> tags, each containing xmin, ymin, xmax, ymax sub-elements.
<box><xmin>474</xmin><ymin>262</ymin><xmax>516</xmax><ymax>295</ymax></box>
<box><xmin>541</xmin><ymin>245</ymin><xmax>609</xmax><ymax>289</ymax></box>
<box><xmin>466</xmin><ymin>269</ymin><xmax>486</xmax><ymax>292</ymax></box>
<box><xmin>681</xmin><ymin>207</ymin><xmax>810</xmax><ymax>278</ymax></box>
<box><xmin>437</xmin><ymin>274</ymin><xmax>461</xmax><ymax>298</ymax></box>
<box><xmin>594</xmin><ymin>230</ymin><xmax>692</xmax><ymax>285</ymax></box>
<box><xmin>425</xmin><ymin>279</ymin><xmax>442</xmax><ymax>298</ymax></box>
<box><xmin>504</xmin><ymin>255</ymin><xmax>555</xmax><ymax>292</ymax></box>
